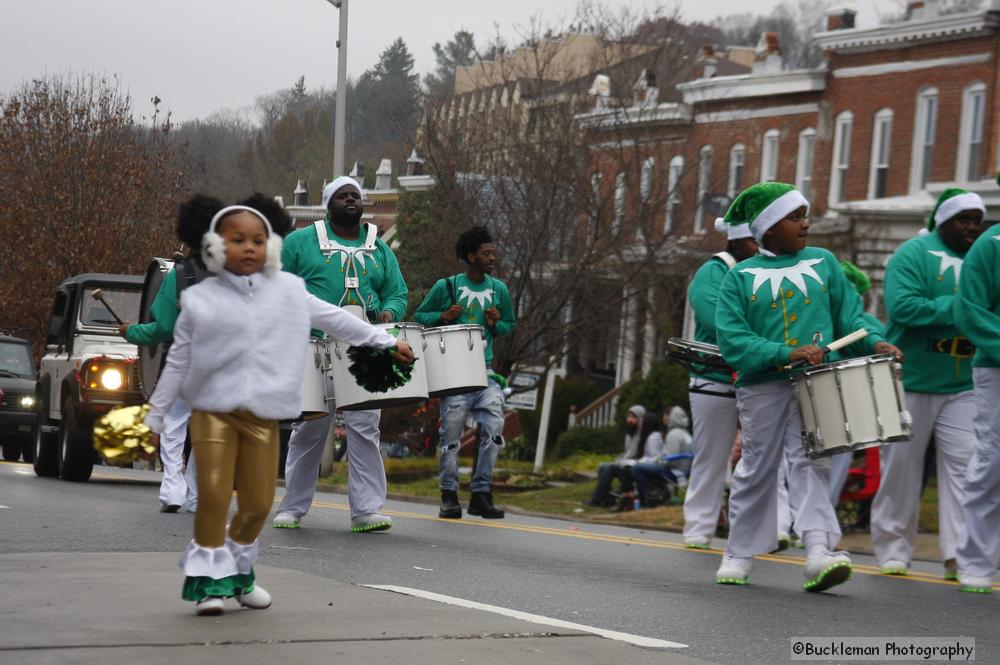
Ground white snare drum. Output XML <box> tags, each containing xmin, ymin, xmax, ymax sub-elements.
<box><xmin>328</xmin><ymin>322</ymin><xmax>429</xmax><ymax>411</ymax></box>
<box><xmin>298</xmin><ymin>338</ymin><xmax>331</xmax><ymax>421</ymax></box>
<box><xmin>792</xmin><ymin>354</ymin><xmax>912</xmax><ymax>458</ymax></box>
<box><xmin>665</xmin><ymin>337</ymin><xmax>734</xmax><ymax>374</ymax></box>
<box><xmin>422</xmin><ymin>324</ymin><xmax>488</xmax><ymax>397</ymax></box>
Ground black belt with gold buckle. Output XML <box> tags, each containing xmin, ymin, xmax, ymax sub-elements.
<box><xmin>926</xmin><ymin>337</ymin><xmax>975</xmax><ymax>359</ymax></box>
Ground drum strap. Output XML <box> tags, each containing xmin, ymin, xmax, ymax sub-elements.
<box><xmin>688</xmin><ymin>382</ymin><xmax>736</xmax><ymax>399</ymax></box>
<box><xmin>314</xmin><ymin>220</ymin><xmax>379</xmax><ymax>312</ymax></box>
<box><xmin>713</xmin><ymin>251</ymin><xmax>737</xmax><ymax>269</ymax></box>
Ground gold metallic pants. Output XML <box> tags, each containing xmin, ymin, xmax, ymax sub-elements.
<box><xmin>188</xmin><ymin>410</ymin><xmax>279</xmax><ymax>548</ymax></box>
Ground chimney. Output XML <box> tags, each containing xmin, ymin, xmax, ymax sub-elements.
<box><xmin>906</xmin><ymin>0</ymin><xmax>940</xmax><ymax>20</ymax></box>
<box><xmin>752</xmin><ymin>32</ymin><xmax>783</xmax><ymax>74</ymax></box>
<box><xmin>825</xmin><ymin>5</ymin><xmax>857</xmax><ymax>31</ymax></box>
<box><xmin>406</xmin><ymin>148</ymin><xmax>425</xmax><ymax>176</ymax></box>
<box><xmin>293</xmin><ymin>179</ymin><xmax>308</xmax><ymax>206</ymax></box>
<box><xmin>349</xmin><ymin>161</ymin><xmax>365</xmax><ymax>188</ymax></box>
<box><xmin>701</xmin><ymin>44</ymin><xmax>718</xmax><ymax>79</ymax></box>
<box><xmin>375</xmin><ymin>159</ymin><xmax>393</xmax><ymax>190</ymax></box>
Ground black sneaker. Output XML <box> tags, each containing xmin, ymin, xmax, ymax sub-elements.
<box><xmin>468</xmin><ymin>491</ymin><xmax>505</xmax><ymax>519</ymax></box>
<box><xmin>439</xmin><ymin>490</ymin><xmax>462</xmax><ymax>519</ymax></box>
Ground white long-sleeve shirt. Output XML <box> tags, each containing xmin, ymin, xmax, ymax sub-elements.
<box><xmin>146</xmin><ymin>269</ymin><xmax>396</xmax><ymax>431</ymax></box>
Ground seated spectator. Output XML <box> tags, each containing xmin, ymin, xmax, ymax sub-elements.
<box><xmin>633</xmin><ymin>406</ymin><xmax>692</xmax><ymax>507</ymax></box>
<box><xmin>587</xmin><ymin>405</ymin><xmax>646</xmax><ymax>507</ymax></box>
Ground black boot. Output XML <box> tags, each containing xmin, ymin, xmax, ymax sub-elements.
<box><xmin>468</xmin><ymin>491</ymin><xmax>505</xmax><ymax>519</ymax></box>
<box><xmin>439</xmin><ymin>490</ymin><xmax>462</xmax><ymax>519</ymax></box>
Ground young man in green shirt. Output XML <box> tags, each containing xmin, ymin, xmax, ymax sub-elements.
<box><xmin>714</xmin><ymin>183</ymin><xmax>900</xmax><ymax>592</ymax></box>
<box><xmin>871</xmin><ymin>188</ymin><xmax>985</xmax><ymax>580</ymax></box>
<box><xmin>414</xmin><ymin>226</ymin><xmax>515</xmax><ymax>519</ymax></box>
<box><xmin>953</xmin><ymin>212</ymin><xmax>1000</xmax><ymax>594</ymax></box>
<box><xmin>273</xmin><ymin>177</ymin><xmax>409</xmax><ymax>533</ymax></box>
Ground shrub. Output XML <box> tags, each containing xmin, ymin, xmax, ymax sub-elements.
<box><xmin>517</xmin><ymin>375</ymin><xmax>602</xmax><ymax>448</ymax></box>
<box><xmin>615</xmin><ymin>360</ymin><xmax>690</xmax><ymax>424</ymax></box>
<box><xmin>550</xmin><ymin>425</ymin><xmax>622</xmax><ymax>461</ymax></box>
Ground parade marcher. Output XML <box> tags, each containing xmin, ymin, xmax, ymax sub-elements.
<box><xmin>953</xmin><ymin>204</ymin><xmax>1000</xmax><ymax>594</ymax></box>
<box><xmin>145</xmin><ymin>203</ymin><xmax>413</xmax><ymax>615</ymax></box>
<box><xmin>714</xmin><ymin>182</ymin><xmax>900</xmax><ymax>591</ymax></box>
<box><xmin>273</xmin><ymin>177</ymin><xmax>409</xmax><ymax>532</ymax></box>
<box><xmin>681</xmin><ymin>219</ymin><xmax>757</xmax><ymax>549</ymax></box>
<box><xmin>414</xmin><ymin>226</ymin><xmax>515</xmax><ymax>519</ymax></box>
<box><xmin>871</xmin><ymin>188</ymin><xmax>984</xmax><ymax>580</ymax></box>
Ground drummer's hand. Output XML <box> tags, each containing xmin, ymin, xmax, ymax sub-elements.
<box><xmin>117</xmin><ymin>322</ymin><xmax>131</xmax><ymax>337</ymax></box>
<box><xmin>875</xmin><ymin>341</ymin><xmax>904</xmax><ymax>362</ymax></box>
<box><xmin>790</xmin><ymin>345</ymin><xmax>825</xmax><ymax>366</ymax></box>
<box><xmin>484</xmin><ymin>306</ymin><xmax>500</xmax><ymax>326</ymax></box>
<box><xmin>391</xmin><ymin>340</ymin><xmax>415</xmax><ymax>364</ymax></box>
<box><xmin>441</xmin><ymin>304</ymin><xmax>463</xmax><ymax>322</ymax></box>
<box><xmin>379</xmin><ymin>311</ymin><xmax>394</xmax><ymax>324</ymax></box>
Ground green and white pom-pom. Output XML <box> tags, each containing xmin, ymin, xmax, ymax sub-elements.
<box><xmin>347</xmin><ymin>331</ymin><xmax>414</xmax><ymax>393</ymax></box>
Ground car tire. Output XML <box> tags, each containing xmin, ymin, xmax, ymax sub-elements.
<box><xmin>33</xmin><ymin>411</ymin><xmax>60</xmax><ymax>478</ymax></box>
<box><xmin>58</xmin><ymin>398</ymin><xmax>93</xmax><ymax>482</ymax></box>
<box><xmin>1</xmin><ymin>440</ymin><xmax>20</xmax><ymax>462</ymax></box>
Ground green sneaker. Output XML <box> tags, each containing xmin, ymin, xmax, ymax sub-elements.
<box><xmin>272</xmin><ymin>512</ymin><xmax>301</xmax><ymax>529</ymax></box>
<box><xmin>803</xmin><ymin>552</ymin><xmax>853</xmax><ymax>593</ymax></box>
<box><xmin>351</xmin><ymin>513</ymin><xmax>392</xmax><ymax>533</ymax></box>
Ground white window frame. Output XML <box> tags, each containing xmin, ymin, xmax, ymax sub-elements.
<box><xmin>694</xmin><ymin>146</ymin><xmax>713</xmax><ymax>234</ymax></box>
<box><xmin>728</xmin><ymin>144</ymin><xmax>745</xmax><ymax>199</ymax></box>
<box><xmin>868</xmin><ymin>108</ymin><xmax>893</xmax><ymax>199</ymax></box>
<box><xmin>640</xmin><ymin>156</ymin><xmax>655</xmax><ymax>202</ymax></box>
<box><xmin>760</xmin><ymin>129</ymin><xmax>779</xmax><ymax>182</ymax></box>
<box><xmin>613</xmin><ymin>171</ymin><xmax>626</xmax><ymax>235</ymax></box>
<box><xmin>795</xmin><ymin>128</ymin><xmax>816</xmax><ymax>200</ymax></box>
<box><xmin>829</xmin><ymin>111</ymin><xmax>853</xmax><ymax>206</ymax></box>
<box><xmin>665</xmin><ymin>155</ymin><xmax>683</xmax><ymax>233</ymax></box>
<box><xmin>909</xmin><ymin>87</ymin><xmax>938</xmax><ymax>193</ymax></box>
<box><xmin>957</xmin><ymin>81</ymin><xmax>987</xmax><ymax>182</ymax></box>
<box><xmin>589</xmin><ymin>172</ymin><xmax>602</xmax><ymax>239</ymax></box>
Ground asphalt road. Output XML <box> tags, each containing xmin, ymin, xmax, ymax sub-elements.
<box><xmin>1</xmin><ymin>460</ymin><xmax>995</xmax><ymax>665</ymax></box>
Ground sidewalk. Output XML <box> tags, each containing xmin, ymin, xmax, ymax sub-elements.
<box><xmin>0</xmin><ymin>552</ymin><xmax>717</xmax><ymax>665</ymax></box>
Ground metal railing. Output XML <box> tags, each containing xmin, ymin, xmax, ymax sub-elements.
<box><xmin>567</xmin><ymin>383</ymin><xmax>625</xmax><ymax>430</ymax></box>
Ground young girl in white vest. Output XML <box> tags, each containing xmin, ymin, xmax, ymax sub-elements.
<box><xmin>145</xmin><ymin>203</ymin><xmax>414</xmax><ymax>615</ymax></box>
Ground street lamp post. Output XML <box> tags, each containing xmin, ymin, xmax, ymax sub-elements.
<box><xmin>326</xmin><ymin>0</ymin><xmax>349</xmax><ymax>178</ymax></box>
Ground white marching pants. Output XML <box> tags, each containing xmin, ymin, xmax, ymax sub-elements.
<box><xmin>159</xmin><ymin>398</ymin><xmax>197</xmax><ymax>510</ymax></box>
<box><xmin>682</xmin><ymin>379</ymin><xmax>739</xmax><ymax>541</ymax></box>
<box><xmin>777</xmin><ymin>455</ymin><xmax>792</xmax><ymax>537</ymax></box>
<box><xmin>871</xmin><ymin>390</ymin><xmax>977</xmax><ymax>566</ymax></box>
<box><xmin>276</xmin><ymin>408</ymin><xmax>386</xmax><ymax>520</ymax></box>
<box><xmin>957</xmin><ymin>368</ymin><xmax>1000</xmax><ymax>579</ymax></box>
<box><xmin>727</xmin><ymin>380</ymin><xmax>838</xmax><ymax>557</ymax></box>
<box><xmin>828</xmin><ymin>451</ymin><xmax>853</xmax><ymax>506</ymax></box>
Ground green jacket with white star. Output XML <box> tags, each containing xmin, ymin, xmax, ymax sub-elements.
<box><xmin>884</xmin><ymin>230</ymin><xmax>971</xmax><ymax>393</ymax></box>
<box><xmin>716</xmin><ymin>247</ymin><xmax>885</xmax><ymax>387</ymax></box>
<box><xmin>281</xmin><ymin>221</ymin><xmax>409</xmax><ymax>326</ymax></box>
<box><xmin>953</xmin><ymin>228</ymin><xmax>1000</xmax><ymax>368</ymax></box>
<box><xmin>687</xmin><ymin>255</ymin><xmax>735</xmax><ymax>384</ymax></box>
<box><xmin>414</xmin><ymin>274</ymin><xmax>515</xmax><ymax>367</ymax></box>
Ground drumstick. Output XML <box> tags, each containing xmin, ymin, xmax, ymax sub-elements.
<box><xmin>784</xmin><ymin>329</ymin><xmax>869</xmax><ymax>371</ymax></box>
<box><xmin>90</xmin><ymin>289</ymin><xmax>126</xmax><ymax>326</ymax></box>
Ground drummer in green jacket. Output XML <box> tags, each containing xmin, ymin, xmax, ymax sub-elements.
<box><xmin>414</xmin><ymin>226</ymin><xmax>515</xmax><ymax>520</ymax></box>
<box><xmin>871</xmin><ymin>188</ymin><xmax>985</xmax><ymax>581</ymax></box>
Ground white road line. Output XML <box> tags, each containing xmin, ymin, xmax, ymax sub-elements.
<box><xmin>0</xmin><ymin>505</ymin><xmax>9</xmax><ymax>509</ymax></box>
<box><xmin>362</xmin><ymin>584</ymin><xmax>688</xmax><ymax>649</ymax></box>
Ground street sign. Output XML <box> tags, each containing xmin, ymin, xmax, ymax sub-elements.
<box><xmin>505</xmin><ymin>372</ymin><xmax>540</xmax><ymax>410</ymax></box>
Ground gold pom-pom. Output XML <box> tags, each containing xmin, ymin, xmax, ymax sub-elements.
<box><xmin>92</xmin><ymin>404</ymin><xmax>157</xmax><ymax>463</ymax></box>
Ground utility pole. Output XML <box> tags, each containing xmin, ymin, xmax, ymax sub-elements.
<box><xmin>327</xmin><ymin>0</ymin><xmax>349</xmax><ymax>178</ymax></box>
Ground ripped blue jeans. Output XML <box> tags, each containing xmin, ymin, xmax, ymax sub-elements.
<box><xmin>439</xmin><ymin>378</ymin><xmax>505</xmax><ymax>493</ymax></box>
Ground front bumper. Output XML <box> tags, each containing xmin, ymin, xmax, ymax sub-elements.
<box><xmin>0</xmin><ymin>410</ymin><xmax>39</xmax><ymax>437</ymax></box>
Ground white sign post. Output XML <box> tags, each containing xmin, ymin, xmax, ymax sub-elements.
<box><xmin>532</xmin><ymin>358</ymin><xmax>566</xmax><ymax>473</ymax></box>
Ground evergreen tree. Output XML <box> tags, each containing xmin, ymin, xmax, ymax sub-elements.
<box><xmin>424</xmin><ymin>30</ymin><xmax>477</xmax><ymax>98</ymax></box>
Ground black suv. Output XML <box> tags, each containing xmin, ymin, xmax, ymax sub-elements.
<box><xmin>0</xmin><ymin>335</ymin><xmax>39</xmax><ymax>462</ymax></box>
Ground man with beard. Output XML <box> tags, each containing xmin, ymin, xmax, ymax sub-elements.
<box><xmin>872</xmin><ymin>188</ymin><xmax>985</xmax><ymax>580</ymax></box>
<box><xmin>273</xmin><ymin>177</ymin><xmax>408</xmax><ymax>532</ymax></box>
<box><xmin>586</xmin><ymin>406</ymin><xmax>647</xmax><ymax>508</ymax></box>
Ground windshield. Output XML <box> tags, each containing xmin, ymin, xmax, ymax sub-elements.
<box><xmin>80</xmin><ymin>287</ymin><xmax>142</xmax><ymax>328</ymax></box>
<box><xmin>0</xmin><ymin>342</ymin><xmax>34</xmax><ymax>378</ymax></box>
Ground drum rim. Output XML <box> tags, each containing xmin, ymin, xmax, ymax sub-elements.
<box><xmin>791</xmin><ymin>352</ymin><xmax>897</xmax><ymax>376</ymax></box>
<box><xmin>377</xmin><ymin>321</ymin><xmax>424</xmax><ymax>330</ymax></box>
<box><xmin>423</xmin><ymin>323</ymin><xmax>485</xmax><ymax>333</ymax></box>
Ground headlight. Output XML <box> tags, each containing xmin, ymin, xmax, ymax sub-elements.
<box><xmin>99</xmin><ymin>368</ymin><xmax>124</xmax><ymax>390</ymax></box>
<box><xmin>20</xmin><ymin>395</ymin><xmax>35</xmax><ymax>408</ymax></box>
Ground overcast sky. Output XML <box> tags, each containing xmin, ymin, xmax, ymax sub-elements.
<box><xmin>1</xmin><ymin>0</ymin><xmax>898</xmax><ymax>123</ymax></box>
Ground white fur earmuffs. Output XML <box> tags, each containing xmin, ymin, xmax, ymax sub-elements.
<box><xmin>202</xmin><ymin>205</ymin><xmax>283</xmax><ymax>275</ymax></box>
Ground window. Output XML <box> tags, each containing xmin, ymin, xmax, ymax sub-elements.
<box><xmin>868</xmin><ymin>109</ymin><xmax>893</xmax><ymax>199</ymax></box>
<box><xmin>829</xmin><ymin>111</ymin><xmax>853</xmax><ymax>205</ymax></box>
<box><xmin>728</xmin><ymin>144</ymin><xmax>745</xmax><ymax>198</ymax></box>
<box><xmin>910</xmin><ymin>87</ymin><xmax>938</xmax><ymax>192</ymax></box>
<box><xmin>795</xmin><ymin>128</ymin><xmax>816</xmax><ymax>199</ymax></box>
<box><xmin>665</xmin><ymin>155</ymin><xmax>683</xmax><ymax>233</ymax></box>
<box><xmin>640</xmin><ymin>156</ymin><xmax>655</xmax><ymax>202</ymax></box>
<box><xmin>613</xmin><ymin>172</ymin><xmax>626</xmax><ymax>235</ymax></box>
<box><xmin>760</xmin><ymin>129</ymin><xmax>779</xmax><ymax>182</ymax></box>
<box><xmin>958</xmin><ymin>81</ymin><xmax>987</xmax><ymax>182</ymax></box>
<box><xmin>694</xmin><ymin>146</ymin><xmax>713</xmax><ymax>233</ymax></box>
<box><xmin>588</xmin><ymin>173</ymin><xmax>602</xmax><ymax>240</ymax></box>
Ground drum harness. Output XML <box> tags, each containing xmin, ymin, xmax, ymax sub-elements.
<box><xmin>689</xmin><ymin>251</ymin><xmax>737</xmax><ymax>399</ymax></box>
<box><xmin>314</xmin><ymin>220</ymin><xmax>380</xmax><ymax>323</ymax></box>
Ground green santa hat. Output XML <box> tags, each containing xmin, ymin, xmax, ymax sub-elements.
<box><xmin>716</xmin><ymin>182</ymin><xmax>809</xmax><ymax>243</ymax></box>
<box><xmin>840</xmin><ymin>261</ymin><xmax>871</xmax><ymax>296</ymax></box>
<box><xmin>926</xmin><ymin>187</ymin><xmax>985</xmax><ymax>233</ymax></box>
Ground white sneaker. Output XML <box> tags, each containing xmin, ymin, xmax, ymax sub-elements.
<box><xmin>236</xmin><ymin>584</ymin><xmax>272</xmax><ymax>609</ymax></box>
<box><xmin>715</xmin><ymin>553</ymin><xmax>753</xmax><ymax>585</ymax></box>
<box><xmin>803</xmin><ymin>551</ymin><xmax>852</xmax><ymax>592</ymax></box>
<box><xmin>272</xmin><ymin>512</ymin><xmax>301</xmax><ymax>529</ymax></box>
<box><xmin>685</xmin><ymin>535</ymin><xmax>711</xmax><ymax>550</ymax></box>
<box><xmin>958</xmin><ymin>574</ymin><xmax>993</xmax><ymax>594</ymax></box>
<box><xmin>879</xmin><ymin>559</ymin><xmax>908</xmax><ymax>576</ymax></box>
<box><xmin>351</xmin><ymin>513</ymin><xmax>392</xmax><ymax>533</ymax></box>
<box><xmin>196</xmin><ymin>597</ymin><xmax>225</xmax><ymax>616</ymax></box>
